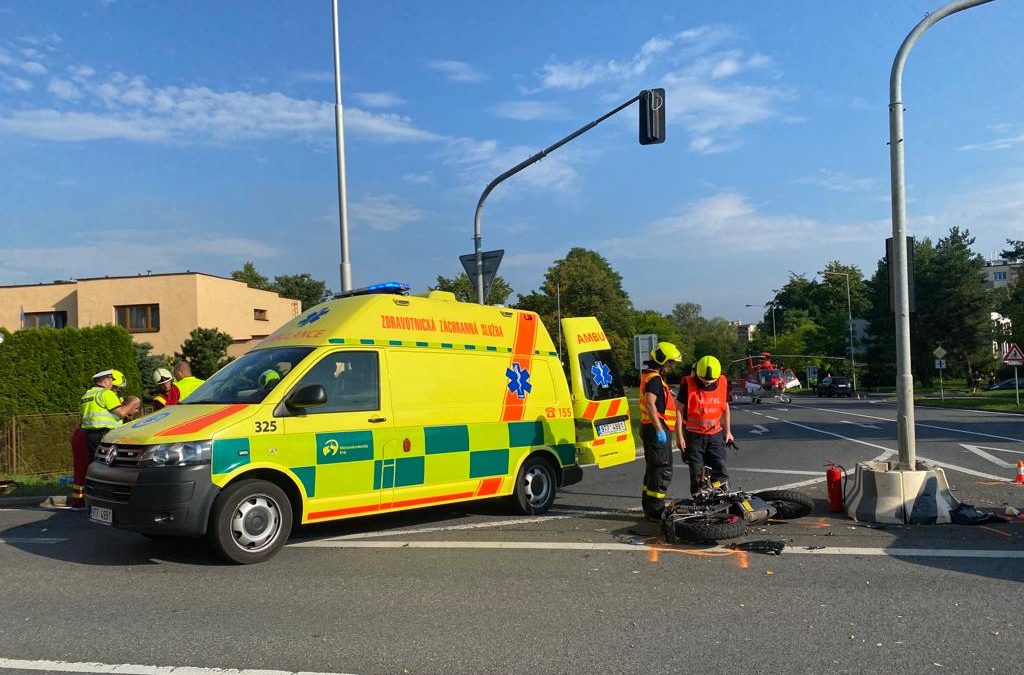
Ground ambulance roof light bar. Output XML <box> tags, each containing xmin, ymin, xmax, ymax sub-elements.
<box><xmin>334</xmin><ymin>282</ymin><xmax>410</xmax><ymax>299</ymax></box>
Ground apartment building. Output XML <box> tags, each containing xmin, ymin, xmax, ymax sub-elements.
<box><xmin>0</xmin><ymin>272</ymin><xmax>301</xmax><ymax>357</ymax></box>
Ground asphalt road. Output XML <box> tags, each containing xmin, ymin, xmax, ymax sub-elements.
<box><xmin>0</xmin><ymin>398</ymin><xmax>1021</xmax><ymax>675</ymax></box>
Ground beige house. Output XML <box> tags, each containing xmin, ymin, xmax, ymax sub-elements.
<box><xmin>0</xmin><ymin>272</ymin><xmax>302</xmax><ymax>358</ymax></box>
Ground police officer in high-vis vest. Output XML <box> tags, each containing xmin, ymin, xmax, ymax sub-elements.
<box><xmin>71</xmin><ymin>370</ymin><xmax>140</xmax><ymax>507</ymax></box>
<box><xmin>675</xmin><ymin>355</ymin><xmax>734</xmax><ymax>495</ymax></box>
<box><xmin>639</xmin><ymin>341</ymin><xmax>682</xmax><ymax>519</ymax></box>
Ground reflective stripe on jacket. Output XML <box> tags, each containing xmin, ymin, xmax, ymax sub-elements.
<box><xmin>683</xmin><ymin>375</ymin><xmax>728</xmax><ymax>435</ymax></box>
<box><xmin>80</xmin><ymin>386</ymin><xmax>121</xmax><ymax>430</ymax></box>
<box><xmin>639</xmin><ymin>369</ymin><xmax>677</xmax><ymax>427</ymax></box>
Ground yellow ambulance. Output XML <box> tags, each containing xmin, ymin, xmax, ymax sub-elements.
<box><xmin>86</xmin><ymin>283</ymin><xmax>635</xmax><ymax>563</ymax></box>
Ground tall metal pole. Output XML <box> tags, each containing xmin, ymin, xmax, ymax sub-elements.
<box><xmin>888</xmin><ymin>0</ymin><xmax>995</xmax><ymax>470</ymax></box>
<box><xmin>845</xmin><ymin>273</ymin><xmax>856</xmax><ymax>392</ymax></box>
<box><xmin>332</xmin><ymin>0</ymin><xmax>352</xmax><ymax>292</ymax></box>
<box><xmin>771</xmin><ymin>304</ymin><xmax>777</xmax><ymax>349</ymax></box>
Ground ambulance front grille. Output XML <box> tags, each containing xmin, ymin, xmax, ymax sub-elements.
<box><xmin>97</xmin><ymin>443</ymin><xmax>147</xmax><ymax>467</ymax></box>
<box><xmin>84</xmin><ymin>478</ymin><xmax>132</xmax><ymax>503</ymax></box>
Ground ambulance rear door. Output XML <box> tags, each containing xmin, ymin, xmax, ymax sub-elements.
<box><xmin>561</xmin><ymin>317</ymin><xmax>635</xmax><ymax>468</ymax></box>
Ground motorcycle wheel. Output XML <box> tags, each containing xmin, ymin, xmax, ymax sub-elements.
<box><xmin>779</xmin><ymin>393</ymin><xmax>792</xmax><ymax>404</ymax></box>
<box><xmin>671</xmin><ymin>514</ymin><xmax>747</xmax><ymax>543</ymax></box>
<box><xmin>755</xmin><ymin>489</ymin><xmax>814</xmax><ymax>519</ymax></box>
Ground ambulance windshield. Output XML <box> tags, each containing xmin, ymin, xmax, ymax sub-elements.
<box><xmin>183</xmin><ymin>346</ymin><xmax>315</xmax><ymax>405</ymax></box>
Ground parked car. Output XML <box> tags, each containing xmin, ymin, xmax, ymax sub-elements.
<box><xmin>818</xmin><ymin>376</ymin><xmax>853</xmax><ymax>397</ymax></box>
<box><xmin>989</xmin><ymin>378</ymin><xmax>1023</xmax><ymax>390</ymax></box>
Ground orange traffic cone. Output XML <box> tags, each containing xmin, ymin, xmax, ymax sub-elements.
<box><xmin>1015</xmin><ymin>459</ymin><xmax>1024</xmax><ymax>485</ymax></box>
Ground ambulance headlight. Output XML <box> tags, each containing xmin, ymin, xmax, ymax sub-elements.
<box><xmin>138</xmin><ymin>440</ymin><xmax>212</xmax><ymax>467</ymax></box>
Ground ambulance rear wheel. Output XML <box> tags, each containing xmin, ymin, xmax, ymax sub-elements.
<box><xmin>208</xmin><ymin>479</ymin><xmax>292</xmax><ymax>564</ymax></box>
<box><xmin>511</xmin><ymin>455</ymin><xmax>556</xmax><ymax>515</ymax></box>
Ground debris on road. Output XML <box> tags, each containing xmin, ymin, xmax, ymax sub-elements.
<box><xmin>727</xmin><ymin>540</ymin><xmax>785</xmax><ymax>555</ymax></box>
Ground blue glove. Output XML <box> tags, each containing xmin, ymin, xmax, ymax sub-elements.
<box><xmin>656</xmin><ymin>429</ymin><xmax>667</xmax><ymax>445</ymax></box>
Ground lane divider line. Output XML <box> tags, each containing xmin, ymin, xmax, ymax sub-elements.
<box><xmin>0</xmin><ymin>658</ymin><xmax>358</xmax><ymax>675</ymax></box>
<box><xmin>787</xmin><ymin>403</ymin><xmax>1024</xmax><ymax>443</ymax></box>
<box><xmin>287</xmin><ymin>538</ymin><xmax>1024</xmax><ymax>559</ymax></box>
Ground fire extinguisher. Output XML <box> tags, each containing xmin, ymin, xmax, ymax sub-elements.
<box><xmin>826</xmin><ymin>461</ymin><xmax>846</xmax><ymax>513</ymax></box>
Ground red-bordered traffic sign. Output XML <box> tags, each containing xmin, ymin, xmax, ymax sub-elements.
<box><xmin>1004</xmin><ymin>343</ymin><xmax>1024</xmax><ymax>366</ymax></box>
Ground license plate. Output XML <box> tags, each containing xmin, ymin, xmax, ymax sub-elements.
<box><xmin>597</xmin><ymin>420</ymin><xmax>626</xmax><ymax>436</ymax></box>
<box><xmin>89</xmin><ymin>505</ymin><xmax>113</xmax><ymax>526</ymax></box>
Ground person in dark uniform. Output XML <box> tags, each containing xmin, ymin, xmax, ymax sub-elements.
<box><xmin>676</xmin><ymin>355</ymin><xmax>734</xmax><ymax>494</ymax></box>
<box><xmin>639</xmin><ymin>341</ymin><xmax>681</xmax><ymax>520</ymax></box>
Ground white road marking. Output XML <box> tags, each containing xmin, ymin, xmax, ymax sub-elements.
<box><xmin>289</xmin><ymin>539</ymin><xmax>1024</xmax><ymax>559</ymax></box>
<box><xmin>0</xmin><ymin>658</ymin><xmax>356</xmax><ymax>674</ymax></box>
<box><xmin>729</xmin><ymin>467</ymin><xmax>822</xmax><ymax>476</ymax></box>
<box><xmin>308</xmin><ymin>508</ymin><xmax>635</xmax><ymax>542</ymax></box>
<box><xmin>788</xmin><ymin>403</ymin><xmax>1024</xmax><ymax>443</ymax></box>
<box><xmin>917</xmin><ymin>457</ymin><xmax>1010</xmax><ymax>482</ymax></box>
<box><xmin>960</xmin><ymin>444</ymin><xmax>1016</xmax><ymax>469</ymax></box>
<box><xmin>839</xmin><ymin>420</ymin><xmax>880</xmax><ymax>430</ymax></box>
<box><xmin>0</xmin><ymin>537</ymin><xmax>66</xmax><ymax>545</ymax></box>
<box><xmin>774</xmin><ymin>408</ymin><xmax>788</xmax><ymax>412</ymax></box>
<box><xmin>750</xmin><ymin>425</ymin><xmax>769</xmax><ymax>435</ymax></box>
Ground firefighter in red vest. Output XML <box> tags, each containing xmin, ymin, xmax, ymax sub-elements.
<box><xmin>639</xmin><ymin>341</ymin><xmax>682</xmax><ymax>519</ymax></box>
<box><xmin>675</xmin><ymin>354</ymin><xmax>734</xmax><ymax>494</ymax></box>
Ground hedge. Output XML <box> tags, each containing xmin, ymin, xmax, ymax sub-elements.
<box><xmin>0</xmin><ymin>325</ymin><xmax>141</xmax><ymax>417</ymax></box>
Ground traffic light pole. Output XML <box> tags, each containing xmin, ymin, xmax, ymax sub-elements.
<box><xmin>472</xmin><ymin>91</ymin><xmax>652</xmax><ymax>304</ymax></box>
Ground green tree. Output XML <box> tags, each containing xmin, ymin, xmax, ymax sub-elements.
<box><xmin>516</xmin><ymin>248</ymin><xmax>634</xmax><ymax>374</ymax></box>
<box><xmin>177</xmin><ymin>327</ymin><xmax>234</xmax><ymax>379</ymax></box>
<box><xmin>271</xmin><ymin>273</ymin><xmax>332</xmax><ymax>311</ymax></box>
<box><xmin>668</xmin><ymin>301</ymin><xmax>741</xmax><ymax>373</ymax></box>
<box><xmin>231</xmin><ymin>261</ymin><xmax>270</xmax><ymax>290</ymax></box>
<box><xmin>430</xmin><ymin>273</ymin><xmax>514</xmax><ymax>305</ymax></box>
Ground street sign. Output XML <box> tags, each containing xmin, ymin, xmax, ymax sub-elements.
<box><xmin>935</xmin><ymin>359</ymin><xmax>946</xmax><ymax>370</ymax></box>
<box><xmin>460</xmin><ymin>250</ymin><xmax>504</xmax><ymax>303</ymax></box>
<box><xmin>1003</xmin><ymin>343</ymin><xmax>1024</xmax><ymax>366</ymax></box>
<box><xmin>806</xmin><ymin>365</ymin><xmax>817</xmax><ymax>384</ymax></box>
<box><xmin>933</xmin><ymin>346</ymin><xmax>946</xmax><ymax>359</ymax></box>
<box><xmin>634</xmin><ymin>334</ymin><xmax>658</xmax><ymax>371</ymax></box>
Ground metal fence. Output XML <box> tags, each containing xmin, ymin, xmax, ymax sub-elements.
<box><xmin>0</xmin><ymin>412</ymin><xmax>81</xmax><ymax>475</ymax></box>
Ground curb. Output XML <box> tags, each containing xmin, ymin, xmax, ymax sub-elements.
<box><xmin>0</xmin><ymin>495</ymin><xmax>69</xmax><ymax>509</ymax></box>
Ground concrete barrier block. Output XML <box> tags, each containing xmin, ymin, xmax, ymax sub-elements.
<box><xmin>845</xmin><ymin>460</ymin><xmax>958</xmax><ymax>524</ymax></box>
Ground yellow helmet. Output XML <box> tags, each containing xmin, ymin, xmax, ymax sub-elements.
<box><xmin>110</xmin><ymin>370</ymin><xmax>126</xmax><ymax>388</ymax></box>
<box><xmin>694</xmin><ymin>355</ymin><xmax>721</xmax><ymax>381</ymax></box>
<box><xmin>651</xmin><ymin>341</ymin><xmax>681</xmax><ymax>366</ymax></box>
<box><xmin>258</xmin><ymin>369</ymin><xmax>281</xmax><ymax>389</ymax></box>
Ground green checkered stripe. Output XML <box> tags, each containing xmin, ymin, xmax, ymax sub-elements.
<box><xmin>328</xmin><ymin>337</ymin><xmax>558</xmax><ymax>356</ymax></box>
<box><xmin>210</xmin><ymin>420</ymin><xmax>576</xmax><ymax>500</ymax></box>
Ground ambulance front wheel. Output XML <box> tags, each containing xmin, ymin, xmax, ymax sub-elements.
<box><xmin>511</xmin><ymin>455</ymin><xmax>556</xmax><ymax>515</ymax></box>
<box><xmin>207</xmin><ymin>479</ymin><xmax>293</xmax><ymax>564</ymax></box>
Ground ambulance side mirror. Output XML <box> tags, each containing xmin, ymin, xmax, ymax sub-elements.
<box><xmin>286</xmin><ymin>384</ymin><xmax>327</xmax><ymax>411</ymax></box>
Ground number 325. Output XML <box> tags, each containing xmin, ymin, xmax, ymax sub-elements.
<box><xmin>254</xmin><ymin>420</ymin><xmax>278</xmax><ymax>433</ymax></box>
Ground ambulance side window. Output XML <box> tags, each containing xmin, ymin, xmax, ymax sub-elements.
<box><xmin>578</xmin><ymin>350</ymin><xmax>625</xmax><ymax>401</ymax></box>
<box><xmin>290</xmin><ymin>351</ymin><xmax>380</xmax><ymax>414</ymax></box>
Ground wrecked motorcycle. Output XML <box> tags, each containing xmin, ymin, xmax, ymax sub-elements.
<box><xmin>662</xmin><ymin>448</ymin><xmax>814</xmax><ymax>543</ymax></box>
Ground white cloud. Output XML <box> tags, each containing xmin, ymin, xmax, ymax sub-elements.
<box><xmin>442</xmin><ymin>136</ymin><xmax>579</xmax><ymax>195</ymax></box>
<box><xmin>428</xmin><ymin>60</ymin><xmax>487</xmax><ymax>83</ymax></box>
<box><xmin>0</xmin><ymin>66</ymin><xmax>442</xmax><ymax>144</ymax></box>
<box><xmin>47</xmin><ymin>77</ymin><xmax>82</xmax><ymax>100</ymax></box>
<box><xmin>0</xmin><ymin>230</ymin><xmax>278</xmax><ymax>285</ymax></box>
<box><xmin>799</xmin><ymin>169</ymin><xmax>878</xmax><ymax>193</ymax></box>
<box><xmin>959</xmin><ymin>130</ymin><xmax>1024</xmax><ymax>151</ymax></box>
<box><xmin>18</xmin><ymin>61</ymin><xmax>46</xmax><ymax>75</ymax></box>
<box><xmin>643</xmin><ymin>191</ymin><xmax>881</xmax><ymax>252</ymax></box>
<box><xmin>1</xmin><ymin>74</ymin><xmax>32</xmax><ymax>92</ymax></box>
<box><xmin>532</xmin><ymin>26</ymin><xmax>786</xmax><ymax>153</ymax></box>
<box><xmin>402</xmin><ymin>172</ymin><xmax>436</xmax><ymax>185</ymax></box>
<box><xmin>491</xmin><ymin>100</ymin><xmax>569</xmax><ymax>121</ymax></box>
<box><xmin>70</xmin><ymin>65</ymin><xmax>95</xmax><ymax>79</ymax></box>
<box><xmin>353</xmin><ymin>91</ymin><xmax>406</xmax><ymax>108</ymax></box>
<box><xmin>349</xmin><ymin>195</ymin><xmax>425</xmax><ymax>231</ymax></box>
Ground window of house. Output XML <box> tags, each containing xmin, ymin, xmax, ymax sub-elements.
<box><xmin>254</xmin><ymin>308</ymin><xmax>269</xmax><ymax>321</ymax></box>
<box><xmin>993</xmin><ymin>271</ymin><xmax>1008</xmax><ymax>281</ymax></box>
<box><xmin>22</xmin><ymin>311</ymin><xmax>68</xmax><ymax>329</ymax></box>
<box><xmin>115</xmin><ymin>304</ymin><xmax>160</xmax><ymax>332</ymax></box>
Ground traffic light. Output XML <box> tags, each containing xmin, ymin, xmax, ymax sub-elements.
<box><xmin>639</xmin><ymin>88</ymin><xmax>666</xmax><ymax>145</ymax></box>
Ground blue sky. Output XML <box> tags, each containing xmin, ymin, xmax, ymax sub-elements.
<box><xmin>1</xmin><ymin>1</ymin><xmax>1022</xmax><ymax>323</ymax></box>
